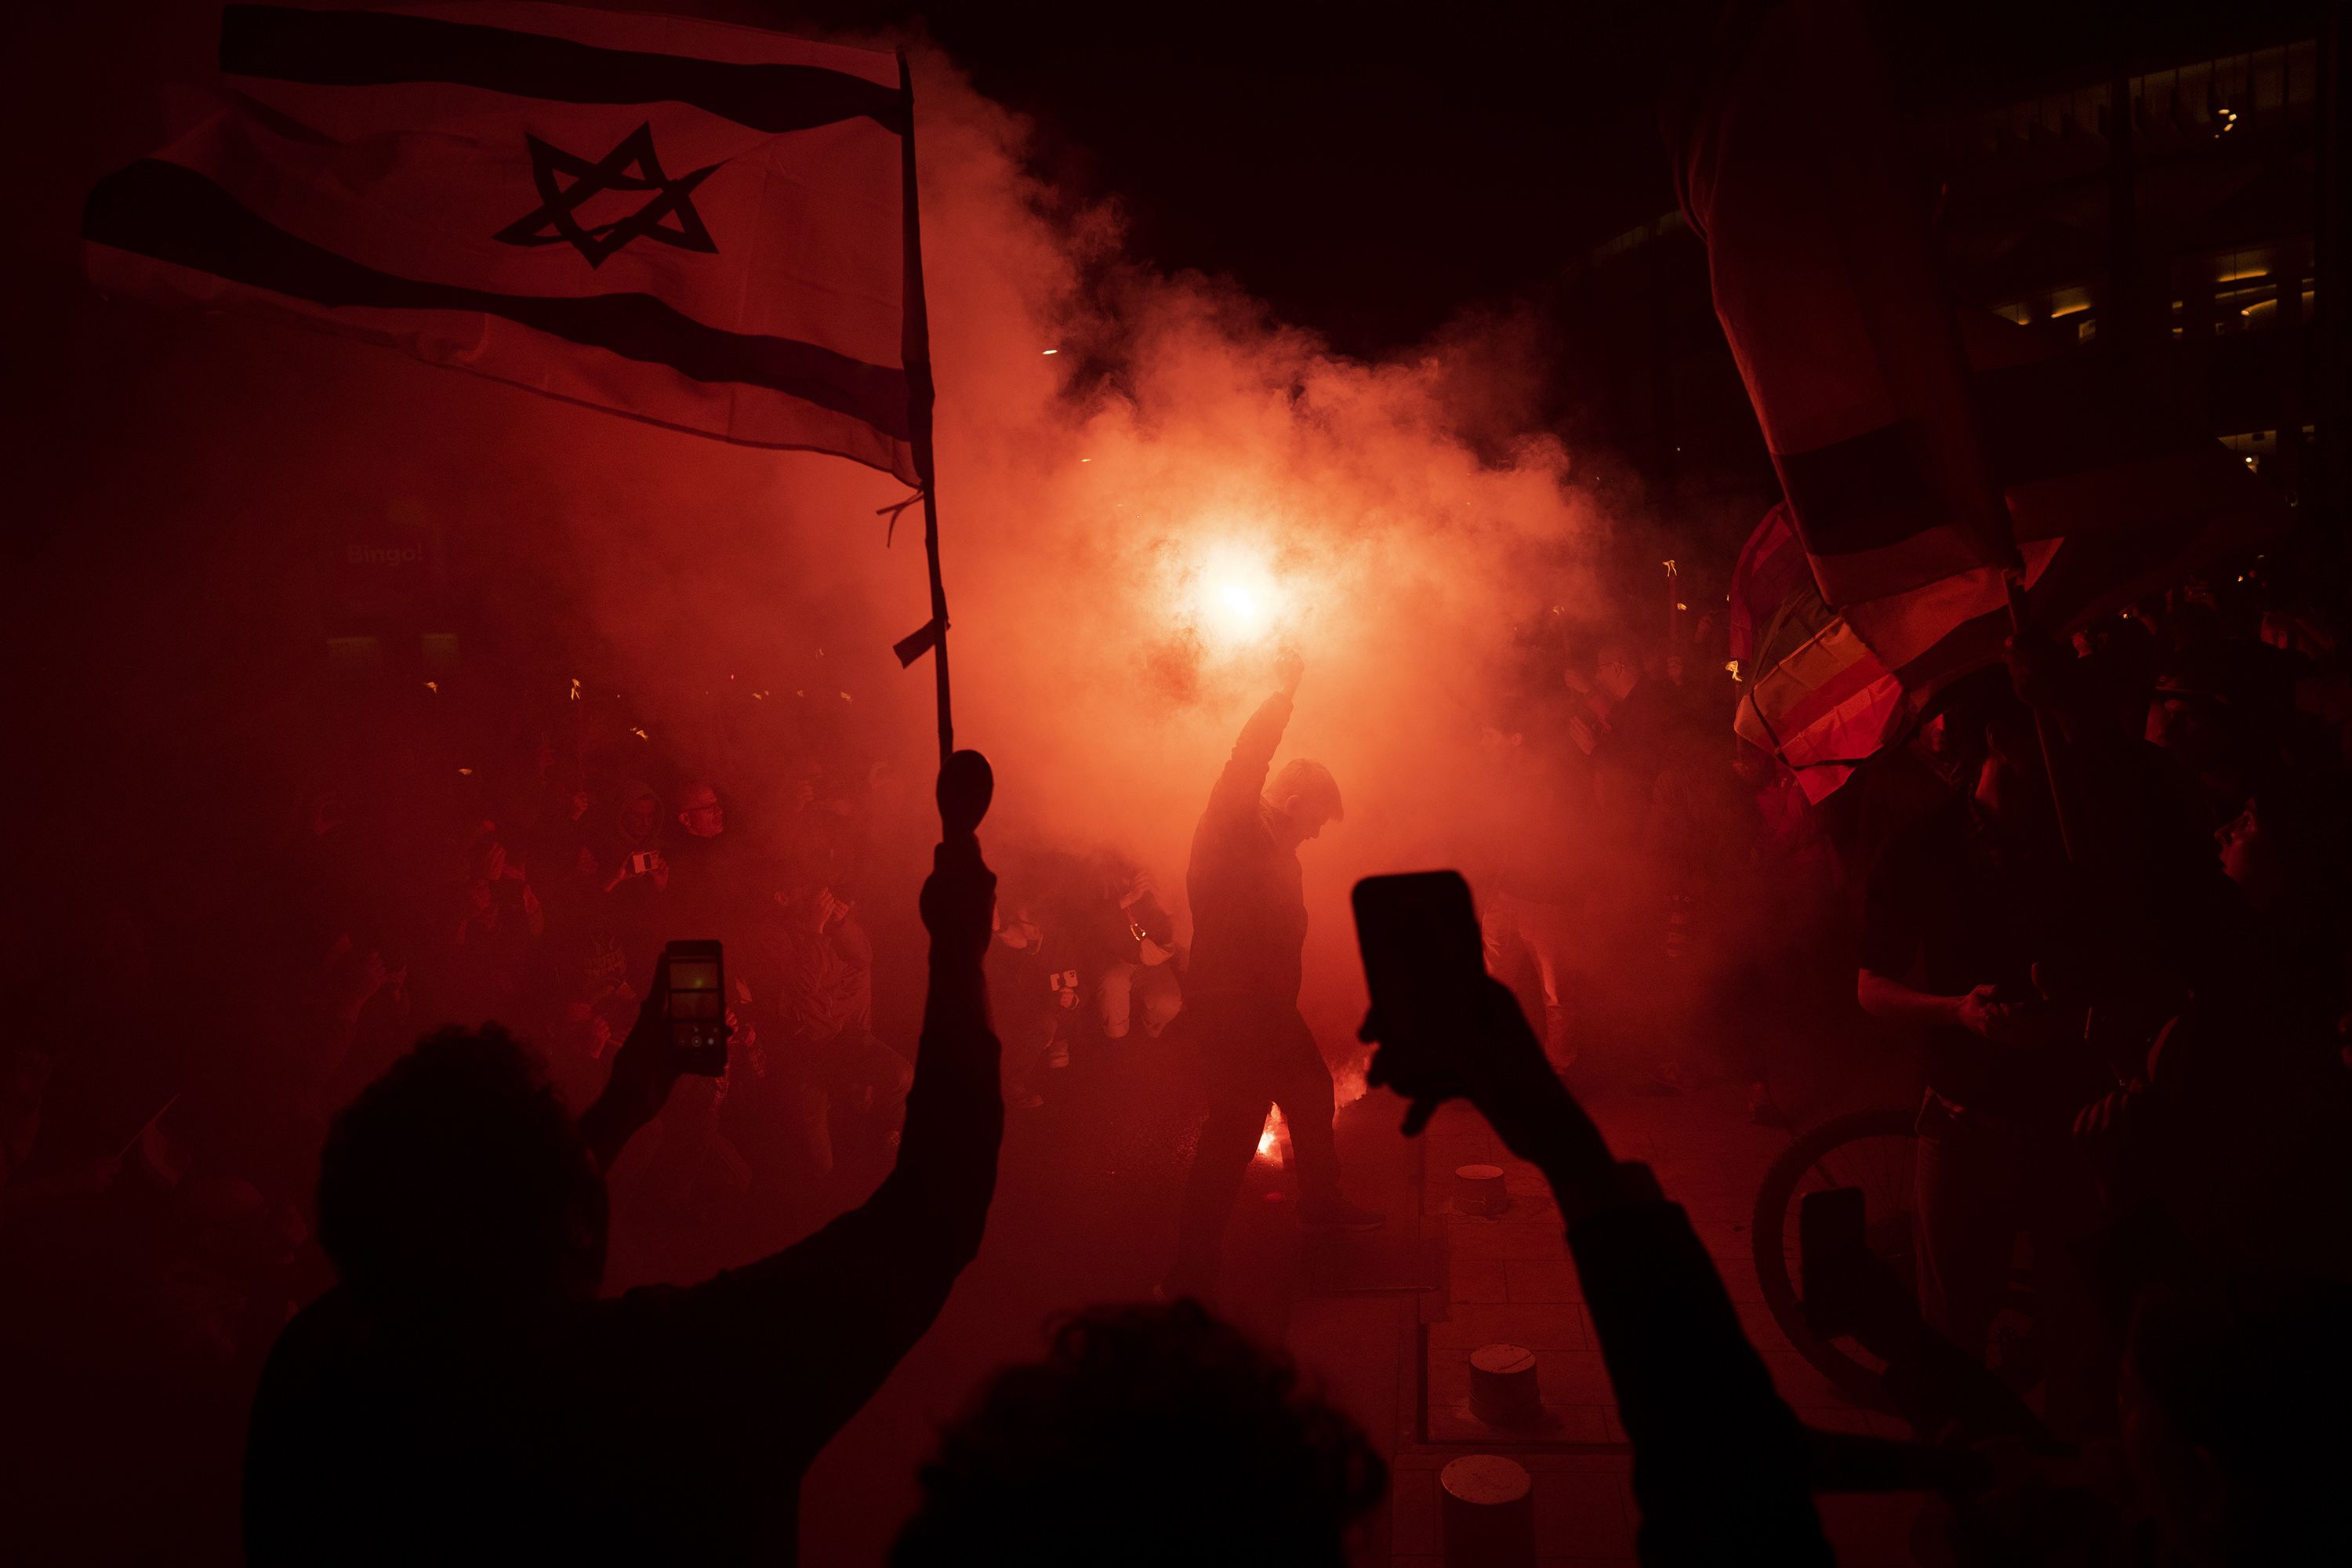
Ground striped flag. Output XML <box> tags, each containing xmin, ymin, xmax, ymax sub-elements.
<box><xmin>83</xmin><ymin>3</ymin><xmax>922</xmax><ymax>481</ymax></box>
<box><xmin>1672</xmin><ymin>0</ymin><xmax>2017</xmax><ymax>663</ymax></box>
<box><xmin>1684</xmin><ymin>0</ymin><xmax>2283</xmax><ymax>797</ymax></box>
<box><xmin>1728</xmin><ymin>503</ymin><xmax>1903</xmax><ymax>800</ymax></box>
<box><xmin>1730</xmin><ymin>334</ymin><xmax>2285</xmax><ymax>800</ymax></box>
<box><xmin>1724</xmin><ymin>500</ymin><xmax>1807</xmax><ymax>670</ymax></box>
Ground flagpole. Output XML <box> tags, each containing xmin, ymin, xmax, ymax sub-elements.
<box><xmin>898</xmin><ymin>50</ymin><xmax>952</xmax><ymax>769</ymax></box>
<box><xmin>2002</xmin><ymin>572</ymin><xmax>2078</xmax><ymax>862</ymax></box>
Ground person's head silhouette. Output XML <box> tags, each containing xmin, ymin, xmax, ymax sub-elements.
<box><xmin>891</xmin><ymin>1298</ymin><xmax>1384</xmax><ymax>1567</ymax></box>
<box><xmin>1265</xmin><ymin>758</ymin><xmax>1342</xmax><ymax>848</ymax></box>
<box><xmin>318</xmin><ymin>1026</ymin><xmax>605</xmax><ymax>1309</ymax></box>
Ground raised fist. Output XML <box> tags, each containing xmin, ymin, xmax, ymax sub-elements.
<box><xmin>1274</xmin><ymin>647</ymin><xmax>1305</xmax><ymax>696</ymax></box>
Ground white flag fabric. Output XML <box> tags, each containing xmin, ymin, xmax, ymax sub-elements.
<box><xmin>84</xmin><ymin>2</ymin><xmax>921</xmax><ymax>481</ymax></box>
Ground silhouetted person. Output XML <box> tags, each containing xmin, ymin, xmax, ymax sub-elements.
<box><xmin>1566</xmin><ymin>637</ymin><xmax>1675</xmax><ymax>788</ymax></box>
<box><xmin>443</xmin><ymin>825</ymin><xmax>545</xmax><ymax>1022</ymax></box>
<box><xmin>890</xmin><ymin>1298</ymin><xmax>1385</xmax><ymax>1567</ymax></box>
<box><xmin>1168</xmin><ymin>650</ymin><xmax>1377</xmax><ymax>1298</ymax></box>
<box><xmin>1076</xmin><ymin>851</ymin><xmax>1181</xmax><ymax>1041</ymax></box>
<box><xmin>1366</xmin><ymin>971</ymin><xmax>1831</xmax><ymax>1565</ymax></box>
<box><xmin>1857</xmin><ymin>708</ymin><xmax>2113</xmax><ymax>1431</ymax></box>
<box><xmin>662</xmin><ymin>777</ymin><xmax>747</xmax><ymax>931</ymax></box>
<box><xmin>1478</xmin><ymin>717</ymin><xmax>1587</xmax><ymax>1071</ymax></box>
<box><xmin>592</xmin><ymin>779</ymin><xmax>670</xmax><ymax>898</ymax></box>
<box><xmin>753</xmin><ymin>866</ymin><xmax>911</xmax><ymax>1180</ymax></box>
<box><xmin>985</xmin><ymin>885</ymin><xmax>1072</xmax><ymax>1110</ymax></box>
<box><xmin>242</xmin><ymin>814</ymin><xmax>1003</xmax><ymax>1565</ymax></box>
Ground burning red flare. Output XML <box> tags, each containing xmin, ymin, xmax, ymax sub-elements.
<box><xmin>1255</xmin><ymin>1107</ymin><xmax>1285</xmax><ymax>1162</ymax></box>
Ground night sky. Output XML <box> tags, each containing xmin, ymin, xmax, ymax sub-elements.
<box><xmin>789</xmin><ymin>0</ymin><xmax>2321</xmax><ymax>351</ymax></box>
<box><xmin>1</xmin><ymin>0</ymin><xmax>2325</xmax><ymax>551</ymax></box>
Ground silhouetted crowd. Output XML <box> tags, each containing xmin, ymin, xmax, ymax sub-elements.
<box><xmin>5</xmin><ymin>552</ymin><xmax>2350</xmax><ymax>1565</ymax></box>
<box><xmin>1468</xmin><ymin>559</ymin><xmax>2352</xmax><ymax>1563</ymax></box>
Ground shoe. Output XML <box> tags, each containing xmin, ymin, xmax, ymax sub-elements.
<box><xmin>1008</xmin><ymin>1087</ymin><xmax>1045</xmax><ymax>1110</ymax></box>
<box><xmin>1299</xmin><ymin>1197</ymin><xmax>1385</xmax><ymax>1232</ymax></box>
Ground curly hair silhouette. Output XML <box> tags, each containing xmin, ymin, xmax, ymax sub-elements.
<box><xmin>318</xmin><ymin>1025</ymin><xmax>606</xmax><ymax>1306</ymax></box>
<box><xmin>893</xmin><ymin>1298</ymin><xmax>1385</xmax><ymax>1567</ymax></box>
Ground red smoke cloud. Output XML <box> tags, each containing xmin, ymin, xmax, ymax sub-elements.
<box><xmin>16</xmin><ymin>19</ymin><xmax>1626</xmax><ymax>1097</ymax></box>
<box><xmin>902</xmin><ymin>49</ymin><xmax>1612</xmax><ymax>1073</ymax></box>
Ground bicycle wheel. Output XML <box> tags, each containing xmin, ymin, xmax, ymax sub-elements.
<box><xmin>1750</xmin><ymin>1105</ymin><xmax>1921</xmax><ymax>1413</ymax></box>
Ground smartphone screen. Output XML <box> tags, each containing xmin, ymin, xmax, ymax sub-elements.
<box><xmin>667</xmin><ymin>958</ymin><xmax>721</xmax><ymax>1019</ymax></box>
<box><xmin>662</xmin><ymin>941</ymin><xmax>727</xmax><ymax>1075</ymax></box>
<box><xmin>1352</xmin><ymin>871</ymin><xmax>1487</xmax><ymax>1055</ymax></box>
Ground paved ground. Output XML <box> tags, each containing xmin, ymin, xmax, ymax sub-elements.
<box><xmin>792</xmin><ymin>1028</ymin><xmax>1931</xmax><ymax>1565</ymax></box>
<box><xmin>1313</xmin><ymin>1086</ymin><xmax>1926</xmax><ymax>1566</ymax></box>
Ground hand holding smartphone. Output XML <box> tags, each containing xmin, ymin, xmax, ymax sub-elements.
<box><xmin>579</xmin><ymin>942</ymin><xmax>727</xmax><ymax>1168</ymax></box>
<box><xmin>660</xmin><ymin>939</ymin><xmax>728</xmax><ymax>1076</ymax></box>
<box><xmin>1353</xmin><ymin>873</ymin><xmax>1610</xmax><ymax>1183</ymax></box>
<box><xmin>1352</xmin><ymin>872</ymin><xmax>1488</xmax><ymax>1129</ymax></box>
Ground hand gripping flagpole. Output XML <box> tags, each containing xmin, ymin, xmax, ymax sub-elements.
<box><xmin>893</xmin><ymin>51</ymin><xmax>990</xmax><ymax>835</ymax></box>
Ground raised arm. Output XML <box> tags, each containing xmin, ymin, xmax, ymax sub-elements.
<box><xmin>578</xmin><ymin>971</ymin><xmax>677</xmax><ymax>1175</ymax></box>
<box><xmin>663</xmin><ymin>759</ymin><xmax>1004</xmax><ymax>1454</ymax></box>
<box><xmin>1205</xmin><ymin>649</ymin><xmax>1305</xmax><ymax>825</ymax></box>
<box><xmin>1367</xmin><ymin>978</ymin><xmax>1831</xmax><ymax>1566</ymax></box>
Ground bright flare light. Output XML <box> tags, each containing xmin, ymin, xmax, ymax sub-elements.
<box><xmin>1255</xmin><ymin>1107</ymin><xmax>1286</xmax><ymax>1161</ymax></box>
<box><xmin>1220</xmin><ymin>582</ymin><xmax>1263</xmax><ymax>630</ymax></box>
<box><xmin>1192</xmin><ymin>544</ymin><xmax>1288</xmax><ymax>650</ymax></box>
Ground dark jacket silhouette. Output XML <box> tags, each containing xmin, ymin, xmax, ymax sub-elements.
<box><xmin>242</xmin><ymin>837</ymin><xmax>1002</xmax><ymax>1565</ymax></box>
<box><xmin>1184</xmin><ymin>690</ymin><xmax>1310</xmax><ymax>1025</ymax></box>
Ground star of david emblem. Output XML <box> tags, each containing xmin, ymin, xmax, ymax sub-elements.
<box><xmin>492</xmin><ymin>123</ymin><xmax>723</xmax><ymax>268</ymax></box>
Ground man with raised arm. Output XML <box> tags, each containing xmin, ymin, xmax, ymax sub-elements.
<box><xmin>1167</xmin><ymin>650</ymin><xmax>1379</xmax><ymax>1299</ymax></box>
<box><xmin>244</xmin><ymin>759</ymin><xmax>1004</xmax><ymax>1566</ymax></box>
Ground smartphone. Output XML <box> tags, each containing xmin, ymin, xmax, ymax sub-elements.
<box><xmin>1798</xmin><ymin>1185</ymin><xmax>1868</xmax><ymax>1338</ymax></box>
<box><xmin>1351</xmin><ymin>871</ymin><xmax>1487</xmax><ymax>1070</ymax></box>
<box><xmin>628</xmin><ymin>850</ymin><xmax>661</xmax><ymax>877</ymax></box>
<box><xmin>661</xmin><ymin>939</ymin><xmax>728</xmax><ymax>1076</ymax></box>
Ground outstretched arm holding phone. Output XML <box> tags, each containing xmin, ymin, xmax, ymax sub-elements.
<box><xmin>1366</xmin><ymin>975</ymin><xmax>1830</xmax><ymax>1566</ymax></box>
<box><xmin>243</xmin><ymin>759</ymin><xmax>1006</xmax><ymax>1567</ymax></box>
<box><xmin>645</xmin><ymin>757</ymin><xmax>1004</xmax><ymax>1466</ymax></box>
<box><xmin>577</xmin><ymin>973</ymin><xmax>684</xmax><ymax>1174</ymax></box>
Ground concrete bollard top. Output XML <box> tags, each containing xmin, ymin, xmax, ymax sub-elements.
<box><xmin>1439</xmin><ymin>1453</ymin><xmax>1533</xmax><ymax>1508</ymax></box>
